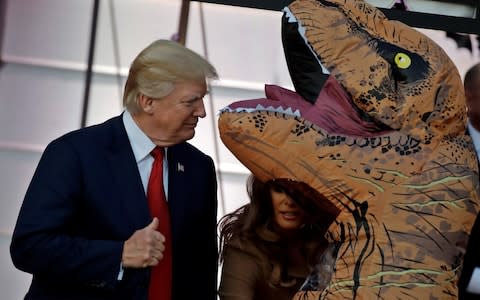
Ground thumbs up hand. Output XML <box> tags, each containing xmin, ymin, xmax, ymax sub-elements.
<box><xmin>122</xmin><ymin>217</ymin><xmax>166</xmax><ymax>268</ymax></box>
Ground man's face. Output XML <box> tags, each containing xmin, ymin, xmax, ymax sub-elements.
<box><xmin>147</xmin><ymin>80</ymin><xmax>207</xmax><ymax>145</ymax></box>
<box><xmin>466</xmin><ymin>75</ymin><xmax>480</xmax><ymax>122</ymax></box>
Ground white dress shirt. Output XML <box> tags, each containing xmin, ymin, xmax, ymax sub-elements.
<box><xmin>117</xmin><ymin>111</ymin><xmax>169</xmax><ymax>280</ymax></box>
<box><xmin>122</xmin><ymin>111</ymin><xmax>169</xmax><ymax>198</ymax></box>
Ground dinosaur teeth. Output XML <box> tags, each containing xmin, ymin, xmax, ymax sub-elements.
<box><xmin>283</xmin><ymin>7</ymin><xmax>297</xmax><ymax>23</ymax></box>
<box><xmin>235</xmin><ymin>108</ymin><xmax>257</xmax><ymax>113</ymax></box>
<box><xmin>218</xmin><ymin>104</ymin><xmax>302</xmax><ymax>118</ymax></box>
<box><xmin>278</xmin><ymin>107</ymin><xmax>302</xmax><ymax>117</ymax></box>
<box><xmin>217</xmin><ymin>106</ymin><xmax>257</xmax><ymax>114</ymax></box>
<box><xmin>263</xmin><ymin>105</ymin><xmax>302</xmax><ymax>117</ymax></box>
<box><xmin>218</xmin><ymin>107</ymin><xmax>233</xmax><ymax>115</ymax></box>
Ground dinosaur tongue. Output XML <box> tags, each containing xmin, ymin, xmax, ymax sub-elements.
<box><xmin>304</xmin><ymin>76</ymin><xmax>383</xmax><ymax>136</ymax></box>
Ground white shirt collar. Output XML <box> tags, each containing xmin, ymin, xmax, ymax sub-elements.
<box><xmin>122</xmin><ymin>110</ymin><xmax>156</xmax><ymax>163</ymax></box>
<box><xmin>468</xmin><ymin>120</ymin><xmax>480</xmax><ymax>157</ymax></box>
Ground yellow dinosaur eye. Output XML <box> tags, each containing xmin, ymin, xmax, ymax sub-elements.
<box><xmin>394</xmin><ymin>53</ymin><xmax>411</xmax><ymax>69</ymax></box>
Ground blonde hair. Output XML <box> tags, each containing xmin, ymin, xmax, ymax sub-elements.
<box><xmin>123</xmin><ymin>39</ymin><xmax>218</xmax><ymax>113</ymax></box>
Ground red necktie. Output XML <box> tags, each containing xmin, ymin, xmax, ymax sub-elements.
<box><xmin>147</xmin><ymin>147</ymin><xmax>172</xmax><ymax>300</ymax></box>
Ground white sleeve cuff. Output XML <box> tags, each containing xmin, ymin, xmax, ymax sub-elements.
<box><xmin>117</xmin><ymin>263</ymin><xmax>124</xmax><ymax>281</ymax></box>
<box><xmin>467</xmin><ymin>267</ymin><xmax>480</xmax><ymax>294</ymax></box>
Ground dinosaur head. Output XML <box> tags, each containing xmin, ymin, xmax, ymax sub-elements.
<box><xmin>218</xmin><ymin>0</ymin><xmax>467</xmax><ymax>194</ymax></box>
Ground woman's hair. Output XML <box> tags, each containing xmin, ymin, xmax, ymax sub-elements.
<box><xmin>218</xmin><ymin>175</ymin><xmax>339</xmax><ymax>262</ymax></box>
<box><xmin>218</xmin><ymin>175</ymin><xmax>272</xmax><ymax>259</ymax></box>
<box><xmin>123</xmin><ymin>39</ymin><xmax>218</xmax><ymax>114</ymax></box>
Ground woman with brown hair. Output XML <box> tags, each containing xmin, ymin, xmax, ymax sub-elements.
<box><xmin>218</xmin><ymin>175</ymin><xmax>339</xmax><ymax>300</ymax></box>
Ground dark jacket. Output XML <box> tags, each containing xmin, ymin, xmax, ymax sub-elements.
<box><xmin>459</xmin><ymin>213</ymin><xmax>480</xmax><ymax>300</ymax></box>
<box><xmin>10</xmin><ymin>115</ymin><xmax>218</xmax><ymax>300</ymax></box>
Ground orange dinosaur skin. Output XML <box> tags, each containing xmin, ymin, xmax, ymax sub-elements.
<box><xmin>218</xmin><ymin>0</ymin><xmax>479</xmax><ymax>299</ymax></box>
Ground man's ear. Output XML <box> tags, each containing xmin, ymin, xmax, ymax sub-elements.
<box><xmin>138</xmin><ymin>93</ymin><xmax>155</xmax><ymax>114</ymax></box>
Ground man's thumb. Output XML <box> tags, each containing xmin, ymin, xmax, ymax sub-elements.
<box><xmin>148</xmin><ymin>217</ymin><xmax>159</xmax><ymax>230</ymax></box>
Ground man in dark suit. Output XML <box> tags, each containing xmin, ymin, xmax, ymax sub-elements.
<box><xmin>460</xmin><ymin>62</ymin><xmax>480</xmax><ymax>299</ymax></box>
<box><xmin>10</xmin><ymin>40</ymin><xmax>218</xmax><ymax>300</ymax></box>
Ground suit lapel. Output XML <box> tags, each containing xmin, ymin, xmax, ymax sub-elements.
<box><xmin>107</xmin><ymin>116</ymin><xmax>150</xmax><ymax>230</ymax></box>
<box><xmin>167</xmin><ymin>145</ymin><xmax>189</xmax><ymax>226</ymax></box>
<box><xmin>167</xmin><ymin>147</ymin><xmax>180</xmax><ymax>208</ymax></box>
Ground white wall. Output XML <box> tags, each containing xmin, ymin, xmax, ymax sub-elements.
<box><xmin>0</xmin><ymin>0</ymin><xmax>479</xmax><ymax>298</ymax></box>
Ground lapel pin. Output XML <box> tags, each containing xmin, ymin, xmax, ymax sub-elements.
<box><xmin>177</xmin><ymin>162</ymin><xmax>185</xmax><ymax>172</ymax></box>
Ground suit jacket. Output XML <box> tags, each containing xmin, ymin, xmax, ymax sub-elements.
<box><xmin>10</xmin><ymin>115</ymin><xmax>218</xmax><ymax>300</ymax></box>
<box><xmin>459</xmin><ymin>213</ymin><xmax>480</xmax><ymax>300</ymax></box>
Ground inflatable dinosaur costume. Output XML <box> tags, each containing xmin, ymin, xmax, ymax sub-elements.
<box><xmin>218</xmin><ymin>0</ymin><xmax>480</xmax><ymax>298</ymax></box>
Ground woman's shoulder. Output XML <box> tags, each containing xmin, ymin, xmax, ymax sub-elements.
<box><xmin>224</xmin><ymin>227</ymin><xmax>288</xmax><ymax>277</ymax></box>
<box><xmin>227</xmin><ymin>224</ymin><xmax>283</xmax><ymax>252</ymax></box>
<box><xmin>226</xmin><ymin>235</ymin><xmax>267</xmax><ymax>259</ymax></box>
